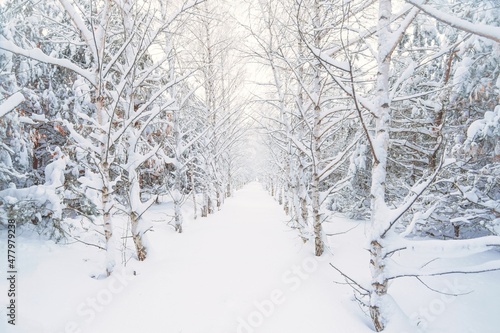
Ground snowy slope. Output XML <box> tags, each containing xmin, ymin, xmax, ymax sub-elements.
<box><xmin>1</xmin><ymin>182</ymin><xmax>499</xmax><ymax>333</ymax></box>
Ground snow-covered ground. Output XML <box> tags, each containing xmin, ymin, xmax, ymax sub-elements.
<box><xmin>1</xmin><ymin>182</ymin><xmax>499</xmax><ymax>333</ymax></box>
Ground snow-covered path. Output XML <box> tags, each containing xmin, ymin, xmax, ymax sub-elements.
<box><xmin>3</xmin><ymin>182</ymin><xmax>500</xmax><ymax>333</ymax></box>
<box><xmin>85</xmin><ymin>181</ymin><xmax>364</xmax><ymax>333</ymax></box>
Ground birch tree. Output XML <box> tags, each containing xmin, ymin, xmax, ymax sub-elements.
<box><xmin>335</xmin><ymin>1</ymin><xmax>500</xmax><ymax>330</ymax></box>
<box><xmin>1</xmin><ymin>0</ymin><xmax>203</xmax><ymax>275</ymax></box>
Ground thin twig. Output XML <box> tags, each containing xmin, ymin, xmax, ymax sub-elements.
<box><xmin>329</xmin><ymin>263</ymin><xmax>370</xmax><ymax>293</ymax></box>
<box><xmin>65</xmin><ymin>233</ymin><xmax>105</xmax><ymax>250</ymax></box>
<box><xmin>326</xmin><ymin>223</ymin><xmax>360</xmax><ymax>236</ymax></box>
<box><xmin>416</xmin><ymin>276</ymin><xmax>471</xmax><ymax>296</ymax></box>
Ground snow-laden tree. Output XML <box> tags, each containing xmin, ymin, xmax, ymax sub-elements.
<box><xmin>340</xmin><ymin>1</ymin><xmax>500</xmax><ymax>330</ymax></box>
<box><xmin>1</xmin><ymin>0</ymin><xmax>203</xmax><ymax>275</ymax></box>
<box><xmin>0</xmin><ymin>0</ymin><xmax>80</xmax><ymax>236</ymax></box>
<box><xmin>428</xmin><ymin>0</ymin><xmax>500</xmax><ymax>239</ymax></box>
<box><xmin>282</xmin><ymin>0</ymin><xmax>499</xmax><ymax>330</ymax></box>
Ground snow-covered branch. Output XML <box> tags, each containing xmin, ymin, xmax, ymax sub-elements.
<box><xmin>406</xmin><ymin>0</ymin><xmax>500</xmax><ymax>43</ymax></box>
<box><xmin>386</xmin><ymin>235</ymin><xmax>500</xmax><ymax>258</ymax></box>
<box><xmin>387</xmin><ymin>259</ymin><xmax>500</xmax><ymax>280</ymax></box>
<box><xmin>0</xmin><ymin>40</ymin><xmax>96</xmax><ymax>86</ymax></box>
<box><xmin>0</xmin><ymin>92</ymin><xmax>25</xmax><ymax>118</ymax></box>
<box><xmin>57</xmin><ymin>0</ymin><xmax>99</xmax><ymax>57</ymax></box>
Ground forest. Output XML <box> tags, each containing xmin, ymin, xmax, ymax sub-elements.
<box><xmin>0</xmin><ymin>0</ymin><xmax>499</xmax><ymax>332</ymax></box>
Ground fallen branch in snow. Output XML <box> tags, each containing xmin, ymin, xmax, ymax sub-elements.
<box><xmin>419</xmin><ymin>257</ymin><xmax>440</xmax><ymax>269</ymax></box>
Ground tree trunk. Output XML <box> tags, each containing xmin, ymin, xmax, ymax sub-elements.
<box><xmin>283</xmin><ymin>174</ymin><xmax>290</xmax><ymax>214</ymax></box>
<box><xmin>174</xmin><ymin>201</ymin><xmax>183</xmax><ymax>233</ymax></box>
<box><xmin>101</xmin><ymin>168</ymin><xmax>115</xmax><ymax>276</ymax></box>
<box><xmin>312</xmin><ymin>170</ymin><xmax>323</xmax><ymax>256</ymax></box>
<box><xmin>131</xmin><ymin>212</ymin><xmax>147</xmax><ymax>261</ymax></box>
<box><xmin>216</xmin><ymin>186</ymin><xmax>222</xmax><ymax>210</ymax></box>
<box><xmin>369</xmin><ymin>240</ymin><xmax>388</xmax><ymax>332</ymax></box>
<box><xmin>207</xmin><ymin>193</ymin><xmax>214</xmax><ymax>215</ymax></box>
<box><xmin>202</xmin><ymin>190</ymin><xmax>209</xmax><ymax>217</ymax></box>
<box><xmin>97</xmin><ymin>90</ymin><xmax>115</xmax><ymax>276</ymax></box>
<box><xmin>369</xmin><ymin>0</ymin><xmax>393</xmax><ymax>329</ymax></box>
<box><xmin>191</xmin><ymin>171</ymin><xmax>198</xmax><ymax>220</ymax></box>
<box><xmin>312</xmin><ymin>108</ymin><xmax>323</xmax><ymax>256</ymax></box>
<box><xmin>311</xmin><ymin>1</ymin><xmax>324</xmax><ymax>257</ymax></box>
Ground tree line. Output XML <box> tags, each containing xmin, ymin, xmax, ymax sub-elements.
<box><xmin>248</xmin><ymin>0</ymin><xmax>499</xmax><ymax>330</ymax></box>
<box><xmin>0</xmin><ymin>0</ymin><xmax>253</xmax><ymax>275</ymax></box>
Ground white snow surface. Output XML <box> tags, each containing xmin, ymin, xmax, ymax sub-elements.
<box><xmin>1</xmin><ymin>182</ymin><xmax>500</xmax><ymax>333</ymax></box>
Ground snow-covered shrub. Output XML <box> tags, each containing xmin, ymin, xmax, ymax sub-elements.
<box><xmin>0</xmin><ymin>185</ymin><xmax>64</xmax><ymax>240</ymax></box>
<box><xmin>0</xmin><ymin>150</ymin><xmax>70</xmax><ymax>240</ymax></box>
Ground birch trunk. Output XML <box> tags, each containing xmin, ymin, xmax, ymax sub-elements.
<box><xmin>312</xmin><ymin>0</ymin><xmax>324</xmax><ymax>256</ymax></box>
<box><xmin>130</xmin><ymin>211</ymin><xmax>147</xmax><ymax>261</ymax></box>
<box><xmin>174</xmin><ymin>199</ymin><xmax>183</xmax><ymax>233</ymax></box>
<box><xmin>312</xmin><ymin>111</ymin><xmax>323</xmax><ymax>255</ymax></box>
<box><xmin>101</xmin><ymin>159</ymin><xmax>115</xmax><ymax>276</ymax></box>
<box><xmin>93</xmin><ymin>4</ymin><xmax>116</xmax><ymax>274</ymax></box>
<box><xmin>202</xmin><ymin>189</ymin><xmax>209</xmax><ymax>217</ymax></box>
<box><xmin>369</xmin><ymin>0</ymin><xmax>393</xmax><ymax>329</ymax></box>
<box><xmin>173</xmin><ymin>168</ymin><xmax>183</xmax><ymax>233</ymax></box>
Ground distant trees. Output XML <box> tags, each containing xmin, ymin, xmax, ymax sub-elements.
<box><xmin>249</xmin><ymin>0</ymin><xmax>361</xmax><ymax>256</ymax></box>
<box><xmin>179</xmin><ymin>0</ymin><xmax>248</xmax><ymax>218</ymax></box>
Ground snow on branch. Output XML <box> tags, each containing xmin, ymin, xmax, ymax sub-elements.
<box><xmin>63</xmin><ymin>121</ymin><xmax>100</xmax><ymax>154</ymax></box>
<box><xmin>455</xmin><ymin>184</ymin><xmax>500</xmax><ymax>215</ymax></box>
<box><xmin>308</xmin><ymin>46</ymin><xmax>350</xmax><ymax>72</ymax></box>
<box><xmin>318</xmin><ymin>135</ymin><xmax>360</xmax><ymax>182</ymax></box>
<box><xmin>0</xmin><ymin>92</ymin><xmax>24</xmax><ymax>118</ymax></box>
<box><xmin>0</xmin><ymin>40</ymin><xmax>96</xmax><ymax>86</ymax></box>
<box><xmin>406</xmin><ymin>0</ymin><xmax>500</xmax><ymax>43</ymax></box>
<box><xmin>380</xmin><ymin>6</ymin><xmax>421</xmax><ymax>61</ymax></box>
<box><xmin>386</xmin><ymin>235</ymin><xmax>500</xmax><ymax>259</ymax></box>
<box><xmin>290</xmin><ymin>135</ymin><xmax>313</xmax><ymax>159</ymax></box>
<box><xmin>0</xmin><ymin>185</ymin><xmax>64</xmax><ymax>220</ymax></box>
<box><xmin>57</xmin><ymin>0</ymin><xmax>98</xmax><ymax>57</ymax></box>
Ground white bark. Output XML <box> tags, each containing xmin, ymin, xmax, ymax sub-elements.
<box><xmin>368</xmin><ymin>0</ymin><xmax>394</xmax><ymax>329</ymax></box>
